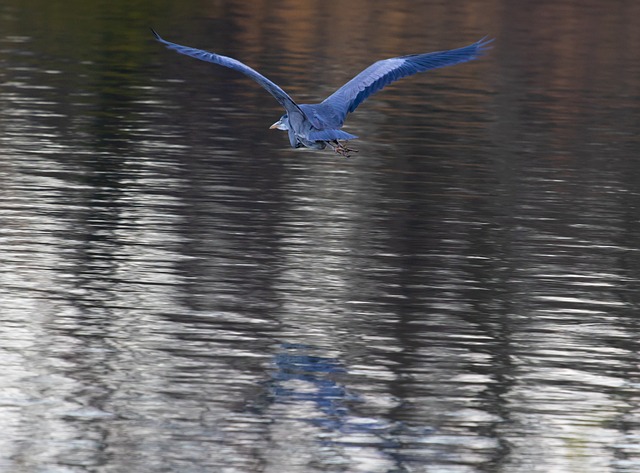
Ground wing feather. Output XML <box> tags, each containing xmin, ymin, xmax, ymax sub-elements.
<box><xmin>307</xmin><ymin>130</ymin><xmax>358</xmax><ymax>142</ymax></box>
<box><xmin>152</xmin><ymin>29</ymin><xmax>303</xmax><ymax>115</ymax></box>
<box><xmin>321</xmin><ymin>38</ymin><xmax>493</xmax><ymax>127</ymax></box>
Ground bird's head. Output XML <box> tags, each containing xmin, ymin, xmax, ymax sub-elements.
<box><xmin>269</xmin><ymin>114</ymin><xmax>289</xmax><ymax>131</ymax></box>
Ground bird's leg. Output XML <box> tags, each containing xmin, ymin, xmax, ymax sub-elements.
<box><xmin>339</xmin><ymin>141</ymin><xmax>358</xmax><ymax>154</ymax></box>
<box><xmin>328</xmin><ymin>140</ymin><xmax>348</xmax><ymax>157</ymax></box>
<box><xmin>329</xmin><ymin>140</ymin><xmax>358</xmax><ymax>158</ymax></box>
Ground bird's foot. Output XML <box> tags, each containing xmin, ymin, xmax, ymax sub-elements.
<box><xmin>330</xmin><ymin>140</ymin><xmax>358</xmax><ymax>158</ymax></box>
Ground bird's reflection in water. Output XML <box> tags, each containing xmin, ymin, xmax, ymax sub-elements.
<box><xmin>258</xmin><ymin>343</ymin><xmax>434</xmax><ymax>469</ymax></box>
<box><xmin>267</xmin><ymin>343</ymin><xmax>357</xmax><ymax>431</ymax></box>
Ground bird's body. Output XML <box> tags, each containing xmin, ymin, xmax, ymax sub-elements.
<box><xmin>152</xmin><ymin>30</ymin><xmax>492</xmax><ymax>156</ymax></box>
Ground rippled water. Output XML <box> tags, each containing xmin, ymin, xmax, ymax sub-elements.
<box><xmin>2</xmin><ymin>1</ymin><xmax>640</xmax><ymax>472</ymax></box>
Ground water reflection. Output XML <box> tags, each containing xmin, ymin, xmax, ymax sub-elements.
<box><xmin>257</xmin><ymin>344</ymin><xmax>398</xmax><ymax>472</ymax></box>
<box><xmin>2</xmin><ymin>0</ymin><xmax>640</xmax><ymax>472</ymax></box>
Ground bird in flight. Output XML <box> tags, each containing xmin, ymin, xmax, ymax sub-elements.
<box><xmin>152</xmin><ymin>30</ymin><xmax>492</xmax><ymax>157</ymax></box>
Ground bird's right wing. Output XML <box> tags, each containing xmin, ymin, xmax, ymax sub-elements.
<box><xmin>152</xmin><ymin>29</ymin><xmax>304</xmax><ymax>115</ymax></box>
<box><xmin>320</xmin><ymin>38</ymin><xmax>493</xmax><ymax>127</ymax></box>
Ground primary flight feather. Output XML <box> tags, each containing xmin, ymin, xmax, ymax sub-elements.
<box><xmin>152</xmin><ymin>30</ymin><xmax>492</xmax><ymax>156</ymax></box>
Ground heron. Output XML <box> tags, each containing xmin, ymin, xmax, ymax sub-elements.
<box><xmin>152</xmin><ymin>30</ymin><xmax>492</xmax><ymax>157</ymax></box>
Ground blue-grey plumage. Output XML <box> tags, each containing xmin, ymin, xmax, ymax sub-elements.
<box><xmin>152</xmin><ymin>30</ymin><xmax>492</xmax><ymax>157</ymax></box>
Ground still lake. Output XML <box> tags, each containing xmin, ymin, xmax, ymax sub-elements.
<box><xmin>2</xmin><ymin>1</ymin><xmax>640</xmax><ymax>472</ymax></box>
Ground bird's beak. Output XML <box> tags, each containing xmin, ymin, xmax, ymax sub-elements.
<box><xmin>269</xmin><ymin>120</ymin><xmax>282</xmax><ymax>130</ymax></box>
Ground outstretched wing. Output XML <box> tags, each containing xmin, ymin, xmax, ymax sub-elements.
<box><xmin>320</xmin><ymin>37</ymin><xmax>493</xmax><ymax>127</ymax></box>
<box><xmin>152</xmin><ymin>29</ymin><xmax>303</xmax><ymax>115</ymax></box>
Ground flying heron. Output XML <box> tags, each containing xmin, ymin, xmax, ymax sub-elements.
<box><xmin>152</xmin><ymin>30</ymin><xmax>492</xmax><ymax>157</ymax></box>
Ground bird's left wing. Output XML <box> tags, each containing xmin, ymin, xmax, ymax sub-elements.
<box><xmin>152</xmin><ymin>29</ymin><xmax>304</xmax><ymax>115</ymax></box>
<box><xmin>320</xmin><ymin>37</ymin><xmax>493</xmax><ymax>127</ymax></box>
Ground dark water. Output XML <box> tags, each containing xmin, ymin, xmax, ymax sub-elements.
<box><xmin>2</xmin><ymin>1</ymin><xmax>640</xmax><ymax>472</ymax></box>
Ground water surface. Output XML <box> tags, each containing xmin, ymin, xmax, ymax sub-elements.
<box><xmin>2</xmin><ymin>1</ymin><xmax>640</xmax><ymax>472</ymax></box>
